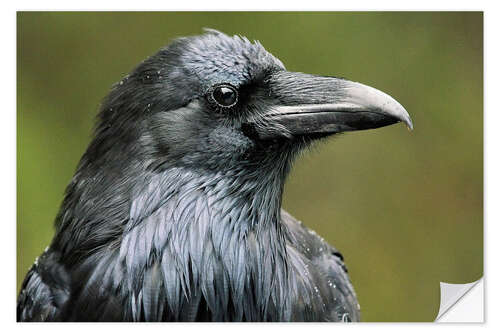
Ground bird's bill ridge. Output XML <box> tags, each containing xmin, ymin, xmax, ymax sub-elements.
<box><xmin>254</xmin><ymin>71</ymin><xmax>413</xmax><ymax>140</ymax></box>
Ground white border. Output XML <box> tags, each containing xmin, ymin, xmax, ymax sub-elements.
<box><xmin>437</xmin><ymin>279</ymin><xmax>484</xmax><ymax>322</ymax></box>
<box><xmin>4</xmin><ymin>0</ymin><xmax>489</xmax><ymax>11</ymax></box>
<box><xmin>4</xmin><ymin>1</ymin><xmax>497</xmax><ymax>331</ymax></box>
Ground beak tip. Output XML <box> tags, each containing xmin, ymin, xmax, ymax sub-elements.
<box><xmin>403</xmin><ymin>116</ymin><xmax>414</xmax><ymax>131</ymax></box>
<box><xmin>400</xmin><ymin>108</ymin><xmax>413</xmax><ymax>131</ymax></box>
<box><xmin>351</xmin><ymin>81</ymin><xmax>413</xmax><ymax>132</ymax></box>
<box><xmin>388</xmin><ymin>99</ymin><xmax>412</xmax><ymax>131</ymax></box>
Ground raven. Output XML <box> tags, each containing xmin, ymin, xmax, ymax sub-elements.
<box><xmin>18</xmin><ymin>30</ymin><xmax>412</xmax><ymax>322</ymax></box>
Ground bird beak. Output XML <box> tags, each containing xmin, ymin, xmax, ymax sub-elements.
<box><xmin>253</xmin><ymin>71</ymin><xmax>413</xmax><ymax>140</ymax></box>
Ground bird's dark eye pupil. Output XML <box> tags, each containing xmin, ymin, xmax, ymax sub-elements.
<box><xmin>212</xmin><ymin>85</ymin><xmax>237</xmax><ymax>107</ymax></box>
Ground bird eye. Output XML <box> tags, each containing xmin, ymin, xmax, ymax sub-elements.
<box><xmin>211</xmin><ymin>84</ymin><xmax>238</xmax><ymax>108</ymax></box>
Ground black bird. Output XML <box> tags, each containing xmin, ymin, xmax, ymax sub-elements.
<box><xmin>18</xmin><ymin>30</ymin><xmax>412</xmax><ymax>322</ymax></box>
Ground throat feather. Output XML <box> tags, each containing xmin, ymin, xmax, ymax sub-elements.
<box><xmin>119</xmin><ymin>167</ymin><xmax>291</xmax><ymax>320</ymax></box>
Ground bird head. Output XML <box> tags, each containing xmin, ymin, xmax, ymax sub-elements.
<box><xmin>94</xmin><ymin>30</ymin><xmax>412</xmax><ymax>174</ymax></box>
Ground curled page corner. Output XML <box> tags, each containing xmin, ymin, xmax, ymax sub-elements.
<box><xmin>435</xmin><ymin>278</ymin><xmax>483</xmax><ymax>322</ymax></box>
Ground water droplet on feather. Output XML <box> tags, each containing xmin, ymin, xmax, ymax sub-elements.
<box><xmin>342</xmin><ymin>313</ymin><xmax>351</xmax><ymax>322</ymax></box>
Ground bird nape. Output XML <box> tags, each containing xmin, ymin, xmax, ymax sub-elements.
<box><xmin>18</xmin><ymin>30</ymin><xmax>412</xmax><ymax>322</ymax></box>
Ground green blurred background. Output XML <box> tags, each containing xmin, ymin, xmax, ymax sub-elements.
<box><xmin>17</xmin><ymin>12</ymin><xmax>483</xmax><ymax>321</ymax></box>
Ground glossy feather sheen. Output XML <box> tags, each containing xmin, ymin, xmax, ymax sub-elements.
<box><xmin>17</xmin><ymin>30</ymin><xmax>360</xmax><ymax>322</ymax></box>
<box><xmin>19</xmin><ymin>165</ymin><xmax>360</xmax><ymax>321</ymax></box>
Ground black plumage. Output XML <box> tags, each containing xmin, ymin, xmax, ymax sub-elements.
<box><xmin>18</xmin><ymin>30</ymin><xmax>412</xmax><ymax>322</ymax></box>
